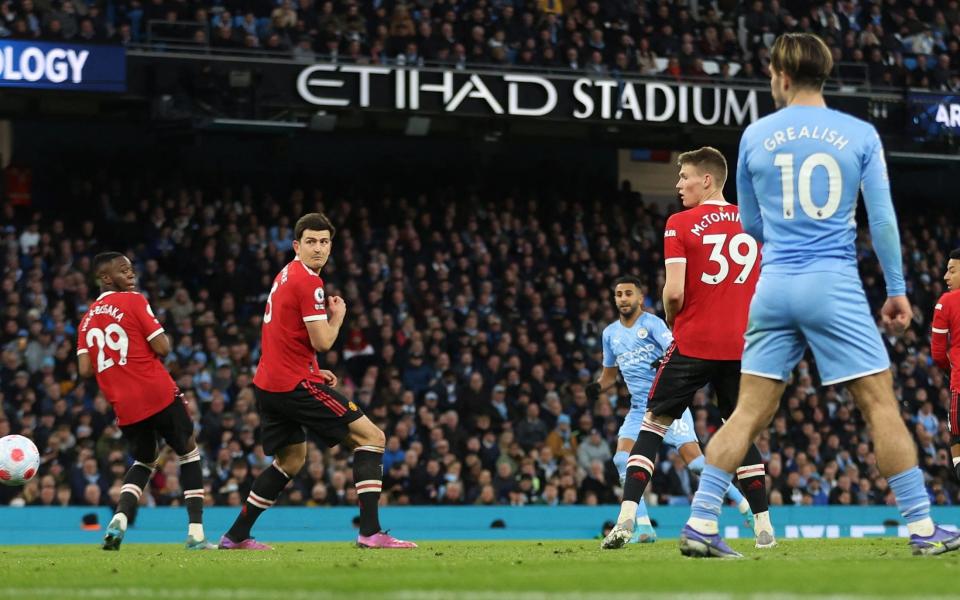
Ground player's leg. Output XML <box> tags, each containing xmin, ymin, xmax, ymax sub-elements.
<box><xmin>714</xmin><ymin>362</ymin><xmax>775</xmax><ymax>547</ymax></box>
<box><xmin>950</xmin><ymin>391</ymin><xmax>960</xmax><ymax>482</ymax></box>
<box><xmin>680</xmin><ymin>374</ymin><xmax>784</xmax><ymax>558</ymax></box>
<box><xmin>602</xmin><ymin>348</ymin><xmax>705</xmax><ymax>550</ymax></box>
<box><xmin>104</xmin><ymin>420</ymin><xmax>159</xmax><ymax>551</ymax></box>
<box><xmin>847</xmin><ymin>372</ymin><xmax>960</xmax><ymax>554</ymax></box>
<box><xmin>344</xmin><ymin>415</ymin><xmax>416</xmax><ymax>548</ymax></box>
<box><xmin>222</xmin><ymin>441</ymin><xmax>303</xmax><ymax>549</ymax></box>
<box><xmin>158</xmin><ymin>394</ymin><xmax>216</xmax><ymax>549</ymax></box>
<box><xmin>614</xmin><ymin>410</ymin><xmax>654</xmax><ymax>542</ymax></box>
<box><xmin>222</xmin><ymin>386</ymin><xmax>304</xmax><ymax>550</ymax></box>
<box><xmin>678</xmin><ymin>440</ymin><xmax>752</xmax><ymax>529</ymax></box>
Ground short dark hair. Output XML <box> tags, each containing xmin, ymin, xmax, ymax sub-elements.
<box><xmin>93</xmin><ymin>252</ymin><xmax>125</xmax><ymax>274</ymax></box>
<box><xmin>771</xmin><ymin>33</ymin><xmax>833</xmax><ymax>90</ymax></box>
<box><xmin>294</xmin><ymin>212</ymin><xmax>336</xmax><ymax>241</ymax></box>
<box><xmin>613</xmin><ymin>276</ymin><xmax>643</xmax><ymax>291</ymax></box>
<box><xmin>678</xmin><ymin>146</ymin><xmax>728</xmax><ymax>187</ymax></box>
<box><xmin>950</xmin><ymin>248</ymin><xmax>960</xmax><ymax>260</ymax></box>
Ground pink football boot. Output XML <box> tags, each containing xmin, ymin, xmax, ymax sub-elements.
<box><xmin>356</xmin><ymin>531</ymin><xmax>418</xmax><ymax>549</ymax></box>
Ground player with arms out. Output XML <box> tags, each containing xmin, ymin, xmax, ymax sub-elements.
<box><xmin>931</xmin><ymin>249</ymin><xmax>960</xmax><ymax>483</ymax></box>
<box><xmin>588</xmin><ymin>276</ymin><xmax>753</xmax><ymax>545</ymax></box>
<box><xmin>78</xmin><ymin>252</ymin><xmax>217</xmax><ymax>551</ymax></box>
<box><xmin>601</xmin><ymin>147</ymin><xmax>774</xmax><ymax>550</ymax></box>
<box><xmin>680</xmin><ymin>33</ymin><xmax>960</xmax><ymax>558</ymax></box>
<box><xmin>219</xmin><ymin>213</ymin><xmax>416</xmax><ymax>550</ymax></box>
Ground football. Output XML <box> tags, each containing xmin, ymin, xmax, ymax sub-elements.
<box><xmin>0</xmin><ymin>434</ymin><xmax>40</xmax><ymax>487</ymax></box>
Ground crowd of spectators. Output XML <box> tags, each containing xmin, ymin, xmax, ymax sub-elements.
<box><xmin>0</xmin><ymin>174</ymin><xmax>959</xmax><ymax>515</ymax></box>
<box><xmin>4</xmin><ymin>0</ymin><xmax>960</xmax><ymax>89</ymax></box>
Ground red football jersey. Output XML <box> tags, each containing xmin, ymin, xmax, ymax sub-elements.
<box><xmin>931</xmin><ymin>290</ymin><xmax>960</xmax><ymax>392</ymax></box>
<box><xmin>77</xmin><ymin>291</ymin><xmax>177</xmax><ymax>426</ymax></box>
<box><xmin>663</xmin><ymin>200</ymin><xmax>760</xmax><ymax>360</ymax></box>
<box><xmin>253</xmin><ymin>257</ymin><xmax>328</xmax><ymax>392</ymax></box>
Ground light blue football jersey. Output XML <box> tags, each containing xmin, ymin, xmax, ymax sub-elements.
<box><xmin>736</xmin><ymin>105</ymin><xmax>905</xmax><ymax>296</ymax></box>
<box><xmin>601</xmin><ymin>312</ymin><xmax>674</xmax><ymax>408</ymax></box>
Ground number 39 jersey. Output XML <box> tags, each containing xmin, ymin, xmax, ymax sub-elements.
<box><xmin>664</xmin><ymin>200</ymin><xmax>759</xmax><ymax>360</ymax></box>
<box><xmin>77</xmin><ymin>291</ymin><xmax>177</xmax><ymax>426</ymax></box>
<box><xmin>253</xmin><ymin>257</ymin><xmax>328</xmax><ymax>393</ymax></box>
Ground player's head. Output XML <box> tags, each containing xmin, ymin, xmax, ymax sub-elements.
<box><xmin>294</xmin><ymin>212</ymin><xmax>336</xmax><ymax>272</ymax></box>
<box><xmin>769</xmin><ymin>33</ymin><xmax>833</xmax><ymax>108</ymax></box>
<box><xmin>612</xmin><ymin>276</ymin><xmax>644</xmax><ymax>319</ymax></box>
<box><xmin>676</xmin><ymin>147</ymin><xmax>727</xmax><ymax>208</ymax></box>
<box><xmin>945</xmin><ymin>248</ymin><xmax>960</xmax><ymax>291</ymax></box>
<box><xmin>93</xmin><ymin>252</ymin><xmax>136</xmax><ymax>292</ymax></box>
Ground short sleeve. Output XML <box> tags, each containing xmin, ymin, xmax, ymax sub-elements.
<box><xmin>663</xmin><ymin>214</ymin><xmax>686</xmax><ymax>265</ymax></box>
<box><xmin>601</xmin><ymin>328</ymin><xmax>616</xmax><ymax>368</ymax></box>
<box><xmin>933</xmin><ymin>297</ymin><xmax>951</xmax><ymax>334</ymax></box>
<box><xmin>135</xmin><ymin>295</ymin><xmax>166</xmax><ymax>342</ymax></box>
<box><xmin>76</xmin><ymin>314</ymin><xmax>90</xmax><ymax>356</ymax></box>
<box><xmin>300</xmin><ymin>278</ymin><xmax>328</xmax><ymax>323</ymax></box>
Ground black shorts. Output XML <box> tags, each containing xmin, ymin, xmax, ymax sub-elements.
<box><xmin>255</xmin><ymin>380</ymin><xmax>364</xmax><ymax>455</ymax></box>
<box><xmin>647</xmin><ymin>343</ymin><xmax>741</xmax><ymax>420</ymax></box>
<box><xmin>120</xmin><ymin>393</ymin><xmax>194</xmax><ymax>463</ymax></box>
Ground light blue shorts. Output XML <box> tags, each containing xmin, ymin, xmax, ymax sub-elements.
<box><xmin>741</xmin><ymin>270</ymin><xmax>891</xmax><ymax>385</ymax></box>
<box><xmin>618</xmin><ymin>405</ymin><xmax>698</xmax><ymax>447</ymax></box>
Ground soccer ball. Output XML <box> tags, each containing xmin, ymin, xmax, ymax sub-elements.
<box><xmin>0</xmin><ymin>435</ymin><xmax>40</xmax><ymax>486</ymax></box>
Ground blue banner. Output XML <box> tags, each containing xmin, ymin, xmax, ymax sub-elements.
<box><xmin>0</xmin><ymin>40</ymin><xmax>125</xmax><ymax>92</ymax></box>
<box><xmin>1</xmin><ymin>506</ymin><xmax>959</xmax><ymax>545</ymax></box>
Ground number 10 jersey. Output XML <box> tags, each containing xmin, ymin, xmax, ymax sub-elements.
<box><xmin>77</xmin><ymin>291</ymin><xmax>177</xmax><ymax>426</ymax></box>
<box><xmin>663</xmin><ymin>200</ymin><xmax>760</xmax><ymax>361</ymax></box>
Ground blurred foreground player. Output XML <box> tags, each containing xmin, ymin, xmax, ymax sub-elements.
<box><xmin>601</xmin><ymin>147</ymin><xmax>773</xmax><ymax>550</ymax></box>
<box><xmin>78</xmin><ymin>252</ymin><xmax>216</xmax><ymax>550</ymax></box>
<box><xmin>681</xmin><ymin>33</ymin><xmax>960</xmax><ymax>558</ymax></box>
<box><xmin>220</xmin><ymin>213</ymin><xmax>416</xmax><ymax>550</ymax></box>
<box><xmin>931</xmin><ymin>249</ymin><xmax>960</xmax><ymax>483</ymax></box>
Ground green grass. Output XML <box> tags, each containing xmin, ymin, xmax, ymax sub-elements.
<box><xmin>1</xmin><ymin>539</ymin><xmax>958</xmax><ymax>599</ymax></box>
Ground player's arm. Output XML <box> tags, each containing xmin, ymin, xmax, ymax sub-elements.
<box><xmin>149</xmin><ymin>332</ymin><xmax>172</xmax><ymax>358</ymax></box>
<box><xmin>931</xmin><ymin>297</ymin><xmax>951</xmax><ymax>370</ymax></box>
<box><xmin>77</xmin><ymin>351</ymin><xmax>93</xmax><ymax>379</ymax></box>
<box><xmin>77</xmin><ymin>322</ymin><xmax>93</xmax><ymax>378</ymax></box>
<box><xmin>662</xmin><ymin>215</ymin><xmax>686</xmax><ymax>328</ymax></box>
<box><xmin>735</xmin><ymin>135</ymin><xmax>763</xmax><ymax>242</ymax></box>
<box><xmin>304</xmin><ymin>296</ymin><xmax>346</xmax><ymax>352</ymax></box>
<box><xmin>587</xmin><ymin>330</ymin><xmax>620</xmax><ymax>401</ymax></box>
<box><xmin>662</xmin><ymin>261</ymin><xmax>685</xmax><ymax>328</ymax></box>
<box><xmin>861</xmin><ymin>130</ymin><xmax>910</xmax><ymax>333</ymax></box>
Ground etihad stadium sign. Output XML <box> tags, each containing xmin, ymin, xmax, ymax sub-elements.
<box><xmin>296</xmin><ymin>65</ymin><xmax>766</xmax><ymax>126</ymax></box>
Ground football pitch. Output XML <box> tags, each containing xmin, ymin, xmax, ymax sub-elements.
<box><xmin>1</xmin><ymin>539</ymin><xmax>958</xmax><ymax>599</ymax></box>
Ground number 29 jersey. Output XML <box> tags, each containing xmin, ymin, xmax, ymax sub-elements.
<box><xmin>663</xmin><ymin>200</ymin><xmax>759</xmax><ymax>361</ymax></box>
<box><xmin>77</xmin><ymin>291</ymin><xmax>177</xmax><ymax>426</ymax></box>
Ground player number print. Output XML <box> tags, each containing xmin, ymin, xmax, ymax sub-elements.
<box><xmin>85</xmin><ymin>323</ymin><xmax>130</xmax><ymax>373</ymax></box>
<box><xmin>774</xmin><ymin>152</ymin><xmax>842</xmax><ymax>221</ymax></box>
<box><xmin>700</xmin><ymin>233</ymin><xmax>759</xmax><ymax>285</ymax></box>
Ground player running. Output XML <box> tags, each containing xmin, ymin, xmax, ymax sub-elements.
<box><xmin>78</xmin><ymin>252</ymin><xmax>217</xmax><ymax>551</ymax></box>
<box><xmin>219</xmin><ymin>212</ymin><xmax>415</xmax><ymax>550</ymax></box>
<box><xmin>681</xmin><ymin>33</ymin><xmax>960</xmax><ymax>558</ymax></box>
<box><xmin>588</xmin><ymin>276</ymin><xmax>753</xmax><ymax>545</ymax></box>
<box><xmin>931</xmin><ymin>249</ymin><xmax>960</xmax><ymax>483</ymax></box>
<box><xmin>602</xmin><ymin>147</ymin><xmax>774</xmax><ymax>550</ymax></box>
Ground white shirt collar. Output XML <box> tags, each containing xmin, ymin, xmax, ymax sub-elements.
<box><xmin>97</xmin><ymin>291</ymin><xmax>116</xmax><ymax>301</ymax></box>
<box><xmin>294</xmin><ymin>256</ymin><xmax>320</xmax><ymax>277</ymax></box>
<box><xmin>702</xmin><ymin>200</ymin><xmax>730</xmax><ymax>206</ymax></box>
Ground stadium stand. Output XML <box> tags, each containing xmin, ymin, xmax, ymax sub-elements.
<box><xmin>0</xmin><ymin>174</ymin><xmax>958</xmax><ymax>511</ymax></box>
<box><xmin>3</xmin><ymin>0</ymin><xmax>960</xmax><ymax>89</ymax></box>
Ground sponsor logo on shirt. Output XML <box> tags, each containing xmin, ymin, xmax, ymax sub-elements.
<box><xmin>664</xmin><ymin>229</ymin><xmax>677</xmax><ymax>238</ymax></box>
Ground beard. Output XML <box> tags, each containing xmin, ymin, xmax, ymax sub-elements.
<box><xmin>619</xmin><ymin>305</ymin><xmax>639</xmax><ymax>318</ymax></box>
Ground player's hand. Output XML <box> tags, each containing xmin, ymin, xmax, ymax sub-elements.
<box><xmin>585</xmin><ymin>382</ymin><xmax>601</xmax><ymax>402</ymax></box>
<box><xmin>328</xmin><ymin>295</ymin><xmax>346</xmax><ymax>319</ymax></box>
<box><xmin>881</xmin><ymin>295</ymin><xmax>912</xmax><ymax>336</ymax></box>
<box><xmin>318</xmin><ymin>370</ymin><xmax>338</xmax><ymax>387</ymax></box>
